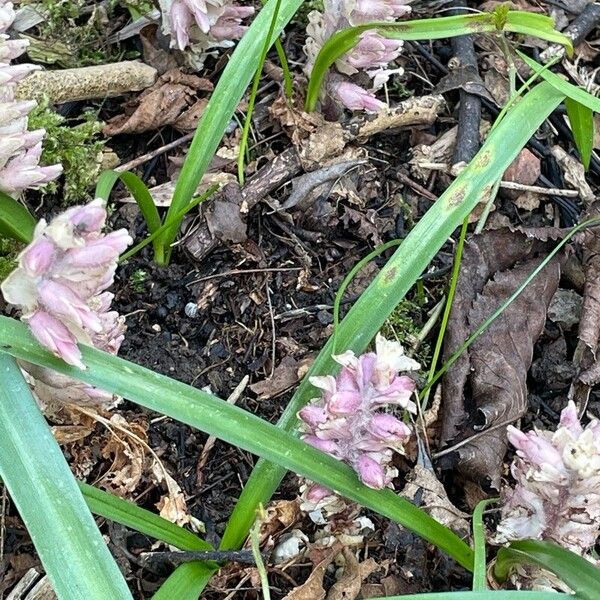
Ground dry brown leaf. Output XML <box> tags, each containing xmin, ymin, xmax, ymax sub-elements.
<box><xmin>503</xmin><ymin>148</ymin><xmax>541</xmax><ymax>187</ymax></box>
<box><xmin>100</xmin><ymin>414</ymin><xmax>148</xmax><ymax>495</ymax></box>
<box><xmin>151</xmin><ymin>461</ymin><xmax>196</xmax><ymax>528</ymax></box>
<box><xmin>270</xmin><ymin>96</ymin><xmax>325</xmax><ymax>147</ymax></box>
<box><xmin>103</xmin><ymin>68</ymin><xmax>213</xmax><ymax>136</ymax></box>
<box><xmin>260</xmin><ymin>499</ymin><xmax>302</xmax><ymax>542</ymax></box>
<box><xmin>51</xmin><ymin>424</ymin><xmax>94</xmax><ymax>444</ymax></box>
<box><xmin>440</xmin><ymin>230</ymin><xmax>562</xmax><ymax>487</ymax></box>
<box><xmin>570</xmin><ymin>202</ymin><xmax>600</xmax><ymax>409</ymax></box>
<box><xmin>401</xmin><ymin>465</ymin><xmax>470</xmax><ymax>535</ymax></box>
<box><xmin>283</xmin><ymin>546</ymin><xmax>341</xmax><ymax>600</ymax></box>
<box><xmin>327</xmin><ymin>547</ymin><xmax>379</xmax><ymax>600</ymax></box>
<box><xmin>550</xmin><ymin>145</ymin><xmax>594</xmax><ymax>205</ymax></box>
<box><xmin>250</xmin><ymin>356</ymin><xmax>306</xmax><ymax>400</ymax></box>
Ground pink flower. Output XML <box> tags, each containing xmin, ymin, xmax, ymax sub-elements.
<box><xmin>298</xmin><ymin>335</ymin><xmax>419</xmax><ymax>492</ymax></box>
<box><xmin>304</xmin><ymin>0</ymin><xmax>410</xmax><ymax>112</ymax></box>
<box><xmin>367</xmin><ymin>413</ymin><xmax>411</xmax><ymax>442</ymax></box>
<box><xmin>347</xmin><ymin>32</ymin><xmax>402</xmax><ymax>70</ymax></box>
<box><xmin>351</xmin><ymin>0</ymin><xmax>411</xmax><ymax>22</ymax></box>
<box><xmin>27</xmin><ymin>311</ymin><xmax>84</xmax><ymax>369</ymax></box>
<box><xmin>495</xmin><ymin>402</ymin><xmax>600</xmax><ymax>555</ymax></box>
<box><xmin>1</xmin><ymin>199</ymin><xmax>132</xmax><ymax>406</ymax></box>
<box><xmin>159</xmin><ymin>0</ymin><xmax>253</xmax><ymax>50</ymax></box>
<box><xmin>211</xmin><ymin>5</ymin><xmax>254</xmax><ymax>40</ymax></box>
<box><xmin>356</xmin><ymin>454</ymin><xmax>386</xmax><ymax>489</ymax></box>
<box><xmin>332</xmin><ymin>81</ymin><xmax>387</xmax><ymax>112</ymax></box>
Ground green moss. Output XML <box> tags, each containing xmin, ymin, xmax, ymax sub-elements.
<box><xmin>28</xmin><ymin>99</ymin><xmax>105</xmax><ymax>205</ymax></box>
<box><xmin>382</xmin><ymin>298</ymin><xmax>431</xmax><ymax>367</ymax></box>
<box><xmin>0</xmin><ymin>237</ymin><xmax>20</xmax><ymax>283</ymax></box>
<box><xmin>24</xmin><ymin>0</ymin><xmax>133</xmax><ymax>68</ymax></box>
<box><xmin>131</xmin><ymin>269</ymin><xmax>148</xmax><ymax>293</ymax></box>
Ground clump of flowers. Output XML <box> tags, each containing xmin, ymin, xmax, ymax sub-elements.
<box><xmin>158</xmin><ymin>0</ymin><xmax>254</xmax><ymax>52</ymax></box>
<box><xmin>495</xmin><ymin>401</ymin><xmax>600</xmax><ymax>555</ymax></box>
<box><xmin>298</xmin><ymin>334</ymin><xmax>419</xmax><ymax>520</ymax></box>
<box><xmin>0</xmin><ymin>0</ymin><xmax>62</xmax><ymax>196</ymax></box>
<box><xmin>1</xmin><ymin>200</ymin><xmax>132</xmax><ymax>406</ymax></box>
<box><xmin>304</xmin><ymin>0</ymin><xmax>412</xmax><ymax>112</ymax></box>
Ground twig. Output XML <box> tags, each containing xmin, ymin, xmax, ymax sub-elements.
<box><xmin>0</xmin><ymin>485</ymin><xmax>6</xmax><ymax>576</ymax></box>
<box><xmin>415</xmin><ymin>162</ymin><xmax>582</xmax><ymax>197</ymax></box>
<box><xmin>265</xmin><ymin>282</ymin><xmax>277</xmax><ymax>379</ymax></box>
<box><xmin>396</xmin><ymin>171</ymin><xmax>438</xmax><ymax>202</ymax></box>
<box><xmin>541</xmin><ymin>2</ymin><xmax>600</xmax><ymax>62</ymax></box>
<box><xmin>432</xmin><ymin>415</ymin><xmax>520</xmax><ymax>459</ymax></box>
<box><xmin>15</xmin><ymin>62</ymin><xmax>157</xmax><ymax>103</ymax></box>
<box><xmin>500</xmin><ymin>181</ymin><xmax>579</xmax><ymax>197</ymax></box>
<box><xmin>196</xmin><ymin>376</ymin><xmax>249</xmax><ymax>486</ymax></box>
<box><xmin>450</xmin><ymin>0</ymin><xmax>481</xmax><ymax>166</ymax></box>
<box><xmin>115</xmin><ymin>133</ymin><xmax>195</xmax><ymax>173</ymax></box>
<box><xmin>140</xmin><ymin>549</ymin><xmax>257</xmax><ymax>568</ymax></box>
<box><xmin>187</xmin><ymin>267</ymin><xmax>302</xmax><ymax>287</ymax></box>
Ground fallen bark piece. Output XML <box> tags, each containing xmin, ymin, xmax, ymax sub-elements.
<box><xmin>15</xmin><ymin>61</ymin><xmax>157</xmax><ymax>104</ymax></box>
<box><xmin>440</xmin><ymin>229</ymin><xmax>562</xmax><ymax>488</ymax></box>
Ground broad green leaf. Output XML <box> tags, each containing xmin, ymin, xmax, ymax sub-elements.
<box><xmin>152</xmin><ymin>562</ymin><xmax>215</xmax><ymax>600</ymax></box>
<box><xmin>0</xmin><ymin>315</ymin><xmax>474</xmax><ymax>571</ymax></box>
<box><xmin>95</xmin><ymin>170</ymin><xmax>164</xmax><ymax>262</ymax></box>
<box><xmin>0</xmin><ymin>353</ymin><xmax>132</xmax><ymax>600</ymax></box>
<box><xmin>517</xmin><ymin>52</ymin><xmax>600</xmax><ymax>114</ymax></box>
<box><xmin>495</xmin><ymin>540</ymin><xmax>600</xmax><ymax>600</ymax></box>
<box><xmin>220</xmin><ymin>82</ymin><xmax>566</xmax><ymax>567</ymax></box>
<box><xmin>79</xmin><ymin>482</ymin><xmax>211</xmax><ymax>551</ymax></box>
<box><xmin>162</xmin><ymin>0</ymin><xmax>304</xmax><ymax>262</ymax></box>
<box><xmin>503</xmin><ymin>11</ymin><xmax>573</xmax><ymax>53</ymax></box>
<box><xmin>0</xmin><ymin>191</ymin><xmax>36</xmax><ymax>243</ymax></box>
<box><xmin>565</xmin><ymin>97</ymin><xmax>594</xmax><ymax>170</ymax></box>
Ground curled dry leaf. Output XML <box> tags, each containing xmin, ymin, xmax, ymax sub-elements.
<box><xmin>570</xmin><ymin>201</ymin><xmax>600</xmax><ymax>409</ymax></box>
<box><xmin>100</xmin><ymin>414</ymin><xmax>148</xmax><ymax>495</ymax></box>
<box><xmin>401</xmin><ymin>465</ymin><xmax>470</xmax><ymax>536</ymax></box>
<box><xmin>283</xmin><ymin>545</ymin><xmax>342</xmax><ymax>600</ymax></box>
<box><xmin>550</xmin><ymin>145</ymin><xmax>594</xmax><ymax>205</ymax></box>
<box><xmin>440</xmin><ymin>230</ymin><xmax>562</xmax><ymax>487</ymax></box>
<box><xmin>327</xmin><ymin>547</ymin><xmax>379</xmax><ymax>600</ymax></box>
<box><xmin>103</xmin><ymin>68</ymin><xmax>213</xmax><ymax>136</ymax></box>
<box><xmin>250</xmin><ymin>356</ymin><xmax>313</xmax><ymax>401</ymax></box>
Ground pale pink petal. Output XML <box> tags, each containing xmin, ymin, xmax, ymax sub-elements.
<box><xmin>27</xmin><ymin>310</ymin><xmax>84</xmax><ymax>369</ymax></box>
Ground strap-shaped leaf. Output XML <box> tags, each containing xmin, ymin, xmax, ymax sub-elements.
<box><xmin>0</xmin><ymin>191</ymin><xmax>36</xmax><ymax>243</ymax></box>
<box><xmin>495</xmin><ymin>540</ymin><xmax>600</xmax><ymax>600</ymax></box>
<box><xmin>0</xmin><ymin>353</ymin><xmax>132</xmax><ymax>599</ymax></box>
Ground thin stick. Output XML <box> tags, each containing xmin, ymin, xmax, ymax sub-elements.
<box><xmin>187</xmin><ymin>267</ymin><xmax>302</xmax><ymax>286</ymax></box>
<box><xmin>196</xmin><ymin>376</ymin><xmax>249</xmax><ymax>486</ymax></box>
<box><xmin>265</xmin><ymin>282</ymin><xmax>277</xmax><ymax>379</ymax></box>
<box><xmin>115</xmin><ymin>133</ymin><xmax>195</xmax><ymax>173</ymax></box>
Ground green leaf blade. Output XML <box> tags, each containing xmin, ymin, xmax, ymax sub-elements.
<box><xmin>220</xmin><ymin>81</ymin><xmax>567</xmax><ymax>558</ymax></box>
<box><xmin>95</xmin><ymin>170</ymin><xmax>164</xmax><ymax>261</ymax></box>
<box><xmin>565</xmin><ymin>97</ymin><xmax>594</xmax><ymax>170</ymax></box>
<box><xmin>79</xmin><ymin>482</ymin><xmax>211</xmax><ymax>551</ymax></box>
<box><xmin>517</xmin><ymin>52</ymin><xmax>600</xmax><ymax>114</ymax></box>
<box><xmin>495</xmin><ymin>540</ymin><xmax>600</xmax><ymax>600</ymax></box>
<box><xmin>0</xmin><ymin>315</ymin><xmax>474</xmax><ymax>571</ymax></box>
<box><xmin>0</xmin><ymin>192</ymin><xmax>36</xmax><ymax>243</ymax></box>
<box><xmin>162</xmin><ymin>0</ymin><xmax>304</xmax><ymax>261</ymax></box>
<box><xmin>0</xmin><ymin>354</ymin><xmax>132</xmax><ymax>600</ymax></box>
